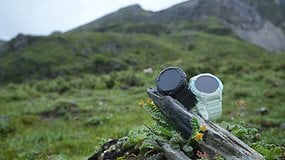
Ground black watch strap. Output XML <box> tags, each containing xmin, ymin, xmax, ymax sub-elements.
<box><xmin>175</xmin><ymin>86</ymin><xmax>197</xmax><ymax>110</ymax></box>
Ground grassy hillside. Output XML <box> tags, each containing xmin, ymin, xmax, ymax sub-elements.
<box><xmin>0</xmin><ymin>30</ymin><xmax>284</xmax><ymax>159</ymax></box>
<box><xmin>0</xmin><ymin>32</ymin><xmax>180</xmax><ymax>83</ymax></box>
<box><xmin>0</xmin><ymin>17</ymin><xmax>234</xmax><ymax>84</ymax></box>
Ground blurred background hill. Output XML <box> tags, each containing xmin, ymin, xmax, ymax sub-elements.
<box><xmin>0</xmin><ymin>0</ymin><xmax>284</xmax><ymax>159</ymax></box>
<box><xmin>0</xmin><ymin>39</ymin><xmax>5</xmax><ymax>48</ymax></box>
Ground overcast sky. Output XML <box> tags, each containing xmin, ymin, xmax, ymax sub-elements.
<box><xmin>0</xmin><ymin>0</ymin><xmax>187</xmax><ymax>41</ymax></box>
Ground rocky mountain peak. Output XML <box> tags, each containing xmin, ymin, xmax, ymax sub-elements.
<box><xmin>155</xmin><ymin>0</ymin><xmax>263</xmax><ymax>30</ymax></box>
<box><xmin>72</xmin><ymin>4</ymin><xmax>152</xmax><ymax>32</ymax></box>
<box><xmin>118</xmin><ymin>4</ymin><xmax>144</xmax><ymax>13</ymax></box>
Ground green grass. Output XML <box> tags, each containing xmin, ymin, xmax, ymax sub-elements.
<box><xmin>0</xmin><ymin>31</ymin><xmax>285</xmax><ymax>159</ymax></box>
<box><xmin>0</xmin><ymin>32</ymin><xmax>180</xmax><ymax>83</ymax></box>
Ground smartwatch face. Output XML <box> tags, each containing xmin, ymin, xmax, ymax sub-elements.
<box><xmin>195</xmin><ymin>75</ymin><xmax>219</xmax><ymax>93</ymax></box>
<box><xmin>157</xmin><ymin>68</ymin><xmax>183</xmax><ymax>92</ymax></box>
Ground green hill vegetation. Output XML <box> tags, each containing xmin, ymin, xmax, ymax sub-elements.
<box><xmin>1</xmin><ymin>30</ymin><xmax>284</xmax><ymax>159</ymax></box>
<box><xmin>0</xmin><ymin>32</ymin><xmax>178</xmax><ymax>83</ymax></box>
<box><xmin>0</xmin><ymin>1</ymin><xmax>285</xmax><ymax>159</ymax></box>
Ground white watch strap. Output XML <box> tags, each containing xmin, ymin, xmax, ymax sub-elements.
<box><xmin>195</xmin><ymin>98</ymin><xmax>222</xmax><ymax>121</ymax></box>
<box><xmin>189</xmin><ymin>73</ymin><xmax>223</xmax><ymax>121</ymax></box>
<box><xmin>206</xmin><ymin>98</ymin><xmax>222</xmax><ymax>120</ymax></box>
<box><xmin>196</xmin><ymin>102</ymin><xmax>209</xmax><ymax>120</ymax></box>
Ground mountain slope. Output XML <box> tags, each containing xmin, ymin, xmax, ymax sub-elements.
<box><xmin>71</xmin><ymin>0</ymin><xmax>285</xmax><ymax>52</ymax></box>
<box><xmin>1</xmin><ymin>29</ymin><xmax>284</xmax><ymax>84</ymax></box>
<box><xmin>0</xmin><ymin>32</ymin><xmax>181</xmax><ymax>83</ymax></box>
<box><xmin>1</xmin><ymin>0</ymin><xmax>285</xmax><ymax>84</ymax></box>
<box><xmin>240</xmin><ymin>0</ymin><xmax>285</xmax><ymax>27</ymax></box>
<box><xmin>73</xmin><ymin>4</ymin><xmax>154</xmax><ymax>32</ymax></box>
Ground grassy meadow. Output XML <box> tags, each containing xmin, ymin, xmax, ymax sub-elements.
<box><xmin>0</xmin><ymin>30</ymin><xmax>285</xmax><ymax>159</ymax></box>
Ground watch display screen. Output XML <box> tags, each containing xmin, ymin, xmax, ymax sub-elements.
<box><xmin>157</xmin><ymin>68</ymin><xmax>183</xmax><ymax>92</ymax></box>
<box><xmin>195</xmin><ymin>75</ymin><xmax>219</xmax><ymax>93</ymax></box>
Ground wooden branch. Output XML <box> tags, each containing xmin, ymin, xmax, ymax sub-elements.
<box><xmin>147</xmin><ymin>88</ymin><xmax>265</xmax><ymax>160</ymax></box>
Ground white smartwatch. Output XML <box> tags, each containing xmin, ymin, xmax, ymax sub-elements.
<box><xmin>189</xmin><ymin>73</ymin><xmax>223</xmax><ymax>121</ymax></box>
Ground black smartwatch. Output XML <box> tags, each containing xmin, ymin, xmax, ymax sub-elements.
<box><xmin>156</xmin><ymin>67</ymin><xmax>197</xmax><ymax>110</ymax></box>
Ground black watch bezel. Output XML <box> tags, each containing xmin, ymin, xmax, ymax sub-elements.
<box><xmin>156</xmin><ymin>67</ymin><xmax>187</xmax><ymax>97</ymax></box>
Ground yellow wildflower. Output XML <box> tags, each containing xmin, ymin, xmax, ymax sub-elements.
<box><xmin>147</xmin><ymin>99</ymin><xmax>155</xmax><ymax>106</ymax></box>
<box><xmin>138</xmin><ymin>100</ymin><xmax>145</xmax><ymax>107</ymax></box>
<box><xmin>200</xmin><ymin>125</ymin><xmax>207</xmax><ymax>132</ymax></box>
<box><xmin>236</xmin><ymin>99</ymin><xmax>247</xmax><ymax>117</ymax></box>
<box><xmin>237</xmin><ymin>99</ymin><xmax>246</xmax><ymax>108</ymax></box>
<box><xmin>194</xmin><ymin>132</ymin><xmax>204</xmax><ymax>141</ymax></box>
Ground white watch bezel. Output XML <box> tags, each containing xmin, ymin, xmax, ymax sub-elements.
<box><xmin>189</xmin><ymin>73</ymin><xmax>223</xmax><ymax>121</ymax></box>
